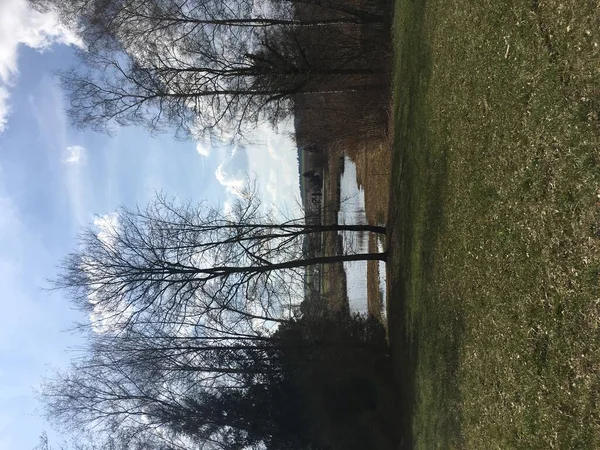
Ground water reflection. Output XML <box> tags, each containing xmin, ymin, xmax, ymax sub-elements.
<box><xmin>338</xmin><ymin>157</ymin><xmax>386</xmax><ymax>315</ymax></box>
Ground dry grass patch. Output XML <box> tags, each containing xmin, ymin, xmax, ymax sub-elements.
<box><xmin>388</xmin><ymin>0</ymin><xmax>600</xmax><ymax>448</ymax></box>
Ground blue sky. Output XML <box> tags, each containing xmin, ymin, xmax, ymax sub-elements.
<box><xmin>0</xmin><ymin>2</ymin><xmax>300</xmax><ymax>448</ymax></box>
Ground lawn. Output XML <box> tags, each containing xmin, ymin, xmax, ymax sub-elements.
<box><xmin>387</xmin><ymin>0</ymin><xmax>600</xmax><ymax>448</ymax></box>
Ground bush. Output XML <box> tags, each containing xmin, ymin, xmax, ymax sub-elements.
<box><xmin>272</xmin><ymin>312</ymin><xmax>396</xmax><ymax>450</ymax></box>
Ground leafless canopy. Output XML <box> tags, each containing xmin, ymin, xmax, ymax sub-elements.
<box><xmin>55</xmin><ymin>187</ymin><xmax>384</xmax><ymax>334</ymax></box>
<box><xmin>31</xmin><ymin>0</ymin><xmax>388</xmax><ymax>138</ymax></box>
<box><xmin>43</xmin><ymin>186</ymin><xmax>386</xmax><ymax>448</ymax></box>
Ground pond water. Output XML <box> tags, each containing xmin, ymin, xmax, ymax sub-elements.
<box><xmin>338</xmin><ymin>157</ymin><xmax>386</xmax><ymax>315</ymax></box>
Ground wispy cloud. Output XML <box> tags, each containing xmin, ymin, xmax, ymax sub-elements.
<box><xmin>214</xmin><ymin>147</ymin><xmax>248</xmax><ymax>196</ymax></box>
<box><xmin>63</xmin><ymin>145</ymin><xmax>86</xmax><ymax>164</ymax></box>
<box><xmin>29</xmin><ymin>77</ymin><xmax>89</xmax><ymax>226</ymax></box>
<box><xmin>0</xmin><ymin>0</ymin><xmax>80</xmax><ymax>132</ymax></box>
<box><xmin>0</xmin><ymin>87</ymin><xmax>10</xmax><ymax>133</ymax></box>
<box><xmin>215</xmin><ymin>162</ymin><xmax>245</xmax><ymax>196</ymax></box>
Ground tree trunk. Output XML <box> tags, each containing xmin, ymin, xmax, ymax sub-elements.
<box><xmin>203</xmin><ymin>251</ymin><xmax>389</xmax><ymax>276</ymax></box>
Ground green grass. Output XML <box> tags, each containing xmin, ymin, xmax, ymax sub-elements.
<box><xmin>387</xmin><ymin>0</ymin><xmax>600</xmax><ymax>448</ymax></box>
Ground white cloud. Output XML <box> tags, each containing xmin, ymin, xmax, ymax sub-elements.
<box><xmin>93</xmin><ymin>211</ymin><xmax>120</xmax><ymax>249</ymax></box>
<box><xmin>0</xmin><ymin>0</ymin><xmax>80</xmax><ymax>132</ymax></box>
<box><xmin>222</xmin><ymin>200</ymin><xmax>234</xmax><ymax>218</ymax></box>
<box><xmin>63</xmin><ymin>145</ymin><xmax>86</xmax><ymax>164</ymax></box>
<box><xmin>214</xmin><ymin>146</ymin><xmax>249</xmax><ymax>196</ymax></box>
<box><xmin>208</xmin><ymin>120</ymin><xmax>301</xmax><ymax>220</ymax></box>
<box><xmin>0</xmin><ymin>87</ymin><xmax>10</xmax><ymax>133</ymax></box>
<box><xmin>195</xmin><ymin>142</ymin><xmax>210</xmax><ymax>157</ymax></box>
<box><xmin>265</xmin><ymin>169</ymin><xmax>278</xmax><ymax>204</ymax></box>
<box><xmin>87</xmin><ymin>212</ymin><xmax>130</xmax><ymax>333</ymax></box>
<box><xmin>246</xmin><ymin>120</ymin><xmax>301</xmax><ymax>214</ymax></box>
<box><xmin>215</xmin><ymin>161</ymin><xmax>245</xmax><ymax>196</ymax></box>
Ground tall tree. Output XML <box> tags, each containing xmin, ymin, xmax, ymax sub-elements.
<box><xmin>55</xmin><ymin>188</ymin><xmax>385</xmax><ymax>334</ymax></box>
<box><xmin>42</xmin><ymin>186</ymin><xmax>388</xmax><ymax>450</ymax></box>
<box><xmin>41</xmin><ymin>313</ymin><xmax>392</xmax><ymax>450</ymax></box>
<box><xmin>31</xmin><ymin>0</ymin><xmax>387</xmax><ymax>138</ymax></box>
<box><xmin>42</xmin><ymin>342</ymin><xmax>303</xmax><ymax>449</ymax></box>
<box><xmin>33</xmin><ymin>430</ymin><xmax>183</xmax><ymax>450</ymax></box>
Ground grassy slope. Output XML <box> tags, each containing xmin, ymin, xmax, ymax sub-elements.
<box><xmin>388</xmin><ymin>0</ymin><xmax>600</xmax><ymax>448</ymax></box>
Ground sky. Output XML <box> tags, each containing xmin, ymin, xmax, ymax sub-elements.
<box><xmin>0</xmin><ymin>2</ymin><xmax>300</xmax><ymax>448</ymax></box>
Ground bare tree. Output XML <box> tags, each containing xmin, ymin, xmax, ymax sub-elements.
<box><xmin>55</xmin><ymin>187</ymin><xmax>385</xmax><ymax>334</ymax></box>
<box><xmin>42</xmin><ymin>332</ymin><xmax>294</xmax><ymax>449</ymax></box>
<box><xmin>40</xmin><ymin>312</ymin><xmax>391</xmax><ymax>450</ymax></box>
<box><xmin>31</xmin><ymin>0</ymin><xmax>388</xmax><ymax>138</ymax></box>
<box><xmin>41</xmin><ymin>185</ymin><xmax>386</xmax><ymax>449</ymax></box>
<box><xmin>32</xmin><ymin>0</ymin><xmax>382</xmax><ymax>44</ymax></box>
<box><xmin>33</xmin><ymin>431</ymin><xmax>183</xmax><ymax>450</ymax></box>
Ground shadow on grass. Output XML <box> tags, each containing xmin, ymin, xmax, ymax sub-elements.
<box><xmin>277</xmin><ymin>313</ymin><xmax>407</xmax><ymax>450</ymax></box>
<box><xmin>386</xmin><ymin>0</ymin><xmax>464</xmax><ymax>447</ymax></box>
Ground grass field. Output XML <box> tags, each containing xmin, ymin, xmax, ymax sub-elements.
<box><xmin>387</xmin><ymin>0</ymin><xmax>600</xmax><ymax>448</ymax></box>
